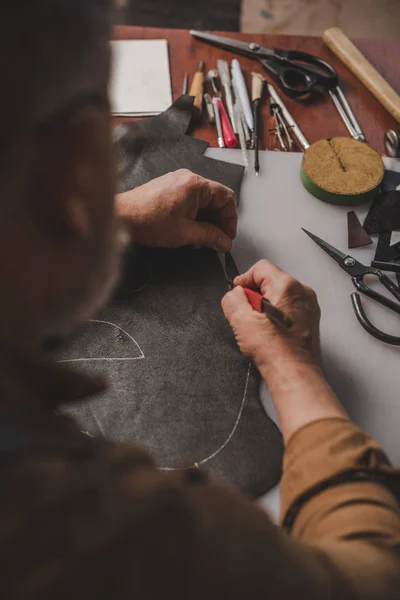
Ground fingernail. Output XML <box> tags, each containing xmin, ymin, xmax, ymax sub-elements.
<box><xmin>215</xmin><ymin>237</ymin><xmax>232</xmax><ymax>252</ymax></box>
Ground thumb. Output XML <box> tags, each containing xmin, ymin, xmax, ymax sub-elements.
<box><xmin>184</xmin><ymin>220</ymin><xmax>232</xmax><ymax>252</ymax></box>
<box><xmin>222</xmin><ymin>286</ymin><xmax>254</xmax><ymax>329</ymax></box>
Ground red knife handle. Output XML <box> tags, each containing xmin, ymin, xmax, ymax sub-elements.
<box><xmin>217</xmin><ymin>99</ymin><xmax>238</xmax><ymax>149</ymax></box>
<box><xmin>244</xmin><ymin>288</ymin><xmax>264</xmax><ymax>313</ymax></box>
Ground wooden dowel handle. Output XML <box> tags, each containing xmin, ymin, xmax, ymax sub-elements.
<box><xmin>189</xmin><ymin>72</ymin><xmax>204</xmax><ymax>120</ymax></box>
<box><xmin>323</xmin><ymin>27</ymin><xmax>400</xmax><ymax>124</ymax></box>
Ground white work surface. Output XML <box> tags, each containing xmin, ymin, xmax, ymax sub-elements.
<box><xmin>207</xmin><ymin>148</ymin><xmax>400</xmax><ymax>521</ymax></box>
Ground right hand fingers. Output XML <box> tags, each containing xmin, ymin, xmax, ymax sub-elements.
<box><xmin>222</xmin><ymin>286</ymin><xmax>274</xmax><ymax>359</ymax></box>
<box><xmin>233</xmin><ymin>260</ymin><xmax>304</xmax><ymax>312</ymax></box>
<box><xmin>223</xmin><ymin>260</ymin><xmax>321</xmax><ymax>365</ymax></box>
<box><xmin>222</xmin><ymin>285</ymin><xmax>258</xmax><ymax>332</ymax></box>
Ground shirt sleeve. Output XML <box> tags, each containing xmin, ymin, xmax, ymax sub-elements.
<box><xmin>4</xmin><ymin>419</ymin><xmax>400</xmax><ymax>600</ymax></box>
<box><xmin>279</xmin><ymin>417</ymin><xmax>400</xmax><ymax>598</ymax></box>
<box><xmin>280</xmin><ymin>417</ymin><xmax>400</xmax><ymax>540</ymax></box>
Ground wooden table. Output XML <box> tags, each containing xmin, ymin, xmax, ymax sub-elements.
<box><xmin>114</xmin><ymin>26</ymin><xmax>400</xmax><ymax>155</ymax></box>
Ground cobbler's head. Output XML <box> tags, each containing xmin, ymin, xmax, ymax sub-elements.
<box><xmin>0</xmin><ymin>1</ymin><xmax>125</xmax><ymax>349</ymax></box>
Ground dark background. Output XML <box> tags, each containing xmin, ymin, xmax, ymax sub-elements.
<box><xmin>114</xmin><ymin>0</ymin><xmax>241</xmax><ymax>31</ymax></box>
<box><xmin>112</xmin><ymin>0</ymin><xmax>400</xmax><ymax>41</ymax></box>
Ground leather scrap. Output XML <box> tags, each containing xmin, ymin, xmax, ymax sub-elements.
<box><xmin>374</xmin><ymin>231</ymin><xmax>392</xmax><ymax>262</ymax></box>
<box><xmin>364</xmin><ymin>190</ymin><xmax>400</xmax><ymax>235</ymax></box>
<box><xmin>382</xmin><ymin>169</ymin><xmax>400</xmax><ymax>193</ymax></box>
<box><xmin>347</xmin><ymin>211</ymin><xmax>372</xmax><ymax>248</ymax></box>
<box><xmin>114</xmin><ymin>95</ymin><xmax>245</xmax><ymax>200</ymax></box>
<box><xmin>388</xmin><ymin>241</ymin><xmax>400</xmax><ymax>261</ymax></box>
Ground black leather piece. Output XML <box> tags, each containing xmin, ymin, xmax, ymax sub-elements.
<box><xmin>382</xmin><ymin>169</ymin><xmax>400</xmax><ymax>193</ymax></box>
<box><xmin>347</xmin><ymin>210</ymin><xmax>372</xmax><ymax>249</ymax></box>
<box><xmin>374</xmin><ymin>232</ymin><xmax>392</xmax><ymax>262</ymax></box>
<box><xmin>364</xmin><ymin>190</ymin><xmax>400</xmax><ymax>235</ymax></box>
<box><xmin>59</xmin><ymin>247</ymin><xmax>283</xmax><ymax>497</ymax></box>
<box><xmin>115</xmin><ymin>95</ymin><xmax>244</xmax><ymax>199</ymax></box>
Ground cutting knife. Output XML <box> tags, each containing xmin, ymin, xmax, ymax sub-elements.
<box><xmin>219</xmin><ymin>253</ymin><xmax>292</xmax><ymax>329</ymax></box>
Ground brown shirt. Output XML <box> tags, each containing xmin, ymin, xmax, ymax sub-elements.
<box><xmin>0</xmin><ymin>346</ymin><xmax>399</xmax><ymax>599</ymax></box>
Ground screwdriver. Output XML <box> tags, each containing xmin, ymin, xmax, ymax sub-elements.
<box><xmin>189</xmin><ymin>61</ymin><xmax>205</xmax><ymax>121</ymax></box>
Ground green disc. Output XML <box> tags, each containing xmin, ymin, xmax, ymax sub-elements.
<box><xmin>300</xmin><ymin>137</ymin><xmax>384</xmax><ymax>206</ymax></box>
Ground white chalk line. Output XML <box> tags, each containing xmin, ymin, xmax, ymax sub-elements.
<box><xmin>91</xmin><ymin>408</ymin><xmax>106</xmax><ymax>438</ymax></box>
<box><xmin>59</xmin><ymin>319</ymin><xmax>145</xmax><ymax>363</ymax></box>
<box><xmin>60</xmin><ymin>358</ymin><xmax>143</xmax><ymax>362</ymax></box>
<box><xmin>159</xmin><ymin>363</ymin><xmax>251</xmax><ymax>471</ymax></box>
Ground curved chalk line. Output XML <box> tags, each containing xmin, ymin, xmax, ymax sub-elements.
<box><xmin>59</xmin><ymin>319</ymin><xmax>145</xmax><ymax>363</ymax></box>
<box><xmin>159</xmin><ymin>363</ymin><xmax>251</xmax><ymax>471</ymax></box>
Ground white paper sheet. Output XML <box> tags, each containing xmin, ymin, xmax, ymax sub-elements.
<box><xmin>109</xmin><ymin>40</ymin><xmax>172</xmax><ymax>117</ymax></box>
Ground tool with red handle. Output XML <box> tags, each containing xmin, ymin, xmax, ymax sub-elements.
<box><xmin>216</xmin><ymin>98</ymin><xmax>238</xmax><ymax>148</ymax></box>
<box><xmin>219</xmin><ymin>253</ymin><xmax>292</xmax><ymax>329</ymax></box>
<box><xmin>243</xmin><ymin>288</ymin><xmax>292</xmax><ymax>328</ymax></box>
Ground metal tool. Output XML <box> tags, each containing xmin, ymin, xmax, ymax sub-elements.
<box><xmin>189</xmin><ymin>61</ymin><xmax>205</xmax><ymax>120</ymax></box>
<box><xmin>191</xmin><ymin>30</ymin><xmax>338</xmax><ymax>98</ymax></box>
<box><xmin>329</xmin><ymin>86</ymin><xmax>365</xmax><ymax>142</ymax></box>
<box><xmin>212</xmin><ymin>97</ymin><xmax>225</xmax><ymax>148</ymax></box>
<box><xmin>232</xmin><ymin>67</ymin><xmax>252</xmax><ymax>144</ymax></box>
<box><xmin>303</xmin><ymin>228</ymin><xmax>400</xmax><ymax>345</ymax></box>
<box><xmin>241</xmin><ymin>113</ymin><xmax>252</xmax><ymax>143</ymax></box>
<box><xmin>384</xmin><ymin>130</ymin><xmax>400</xmax><ymax>157</ymax></box>
<box><xmin>233</xmin><ymin>100</ymin><xmax>249</xmax><ymax>168</ymax></box>
<box><xmin>323</xmin><ymin>27</ymin><xmax>400</xmax><ymax>124</ymax></box>
<box><xmin>217</xmin><ymin>60</ymin><xmax>236</xmax><ymax>132</ymax></box>
<box><xmin>232</xmin><ymin>77</ymin><xmax>249</xmax><ymax>166</ymax></box>
<box><xmin>220</xmin><ymin>253</ymin><xmax>292</xmax><ymax>329</ymax></box>
<box><xmin>182</xmin><ymin>73</ymin><xmax>189</xmax><ymax>95</ymax></box>
<box><xmin>267</xmin><ymin>84</ymin><xmax>310</xmax><ymax>151</ymax></box>
<box><xmin>207</xmin><ymin>69</ymin><xmax>221</xmax><ymax>97</ymax></box>
<box><xmin>251</xmin><ymin>73</ymin><xmax>265</xmax><ymax>175</ymax></box>
<box><xmin>269</xmin><ymin>103</ymin><xmax>293</xmax><ymax>151</ymax></box>
<box><xmin>208</xmin><ymin>69</ymin><xmax>237</xmax><ymax>148</ymax></box>
<box><xmin>231</xmin><ymin>59</ymin><xmax>254</xmax><ymax>132</ymax></box>
<box><xmin>203</xmin><ymin>93</ymin><xmax>215</xmax><ymax>123</ymax></box>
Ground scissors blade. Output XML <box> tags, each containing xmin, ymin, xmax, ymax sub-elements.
<box><xmin>302</xmin><ymin>228</ymin><xmax>367</xmax><ymax>276</ymax></box>
<box><xmin>190</xmin><ymin>30</ymin><xmax>273</xmax><ymax>60</ymax></box>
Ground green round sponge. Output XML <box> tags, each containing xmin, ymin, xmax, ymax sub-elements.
<box><xmin>301</xmin><ymin>137</ymin><xmax>384</xmax><ymax>206</ymax></box>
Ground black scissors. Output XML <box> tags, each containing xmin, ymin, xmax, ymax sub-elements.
<box><xmin>303</xmin><ymin>229</ymin><xmax>400</xmax><ymax>345</ymax></box>
<box><xmin>190</xmin><ymin>30</ymin><xmax>338</xmax><ymax>98</ymax></box>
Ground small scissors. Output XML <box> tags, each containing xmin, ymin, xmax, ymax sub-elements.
<box><xmin>303</xmin><ymin>229</ymin><xmax>400</xmax><ymax>345</ymax></box>
<box><xmin>190</xmin><ymin>30</ymin><xmax>339</xmax><ymax>98</ymax></box>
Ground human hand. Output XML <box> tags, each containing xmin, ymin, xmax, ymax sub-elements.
<box><xmin>116</xmin><ymin>170</ymin><xmax>237</xmax><ymax>253</ymax></box>
<box><xmin>222</xmin><ymin>260</ymin><xmax>321</xmax><ymax>372</ymax></box>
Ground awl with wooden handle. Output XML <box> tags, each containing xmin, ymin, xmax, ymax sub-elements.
<box><xmin>323</xmin><ymin>27</ymin><xmax>400</xmax><ymax>124</ymax></box>
<box><xmin>189</xmin><ymin>61</ymin><xmax>205</xmax><ymax>120</ymax></box>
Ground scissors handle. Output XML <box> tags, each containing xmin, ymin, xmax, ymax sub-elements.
<box><xmin>352</xmin><ymin>274</ymin><xmax>400</xmax><ymax>314</ymax></box>
<box><xmin>278</xmin><ymin>50</ymin><xmax>338</xmax><ymax>86</ymax></box>
<box><xmin>261</xmin><ymin>50</ymin><xmax>338</xmax><ymax>97</ymax></box>
<box><xmin>351</xmin><ymin>293</ymin><xmax>400</xmax><ymax>346</ymax></box>
<box><xmin>260</xmin><ymin>59</ymin><xmax>314</xmax><ymax>98</ymax></box>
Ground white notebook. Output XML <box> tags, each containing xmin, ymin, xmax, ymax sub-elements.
<box><xmin>109</xmin><ymin>40</ymin><xmax>172</xmax><ymax>117</ymax></box>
